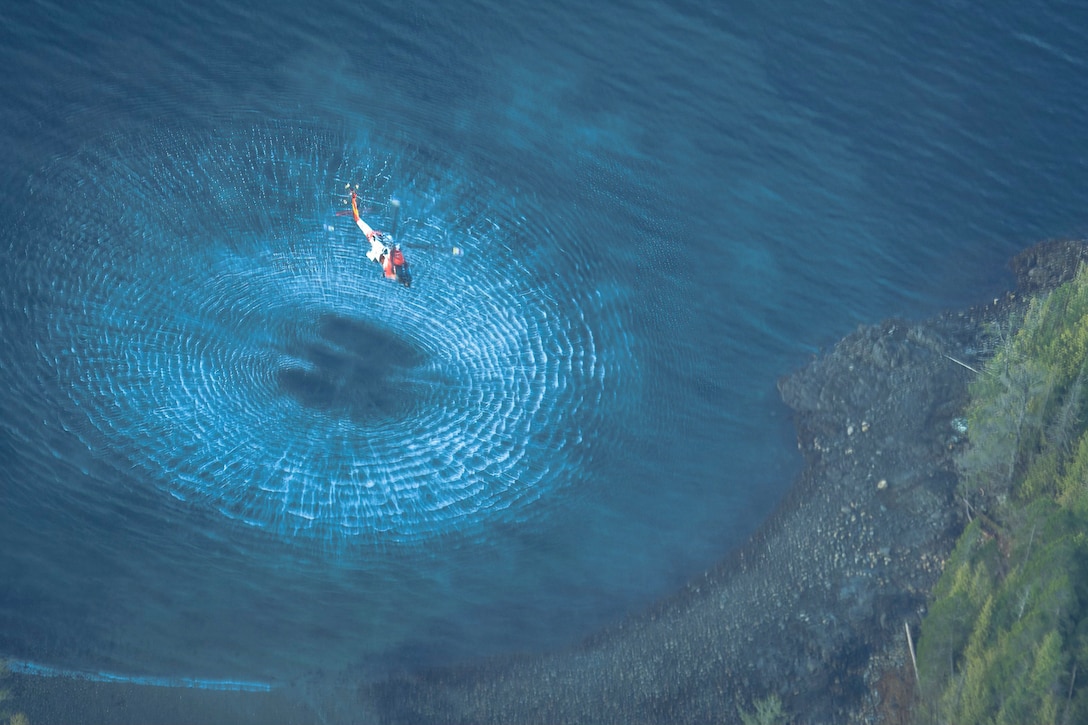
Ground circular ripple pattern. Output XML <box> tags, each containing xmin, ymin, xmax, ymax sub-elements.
<box><xmin>7</xmin><ymin>117</ymin><xmax>637</xmax><ymax>544</ymax></box>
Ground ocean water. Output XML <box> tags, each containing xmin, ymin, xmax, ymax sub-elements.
<box><xmin>1</xmin><ymin>0</ymin><xmax>1087</xmax><ymax>692</ymax></box>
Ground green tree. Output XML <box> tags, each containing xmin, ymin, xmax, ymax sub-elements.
<box><xmin>737</xmin><ymin>693</ymin><xmax>789</xmax><ymax>725</ymax></box>
<box><xmin>957</xmin><ymin>353</ymin><xmax>1053</xmax><ymax>502</ymax></box>
<box><xmin>914</xmin><ymin>267</ymin><xmax>1088</xmax><ymax>725</ymax></box>
<box><xmin>1058</xmin><ymin>431</ymin><xmax>1088</xmax><ymax>512</ymax></box>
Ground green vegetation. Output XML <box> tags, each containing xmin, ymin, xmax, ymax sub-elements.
<box><xmin>0</xmin><ymin>661</ymin><xmax>28</xmax><ymax>725</ymax></box>
<box><xmin>914</xmin><ymin>266</ymin><xmax>1088</xmax><ymax>724</ymax></box>
<box><xmin>737</xmin><ymin>693</ymin><xmax>789</xmax><ymax>725</ymax></box>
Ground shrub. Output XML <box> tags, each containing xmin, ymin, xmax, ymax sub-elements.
<box><xmin>737</xmin><ymin>693</ymin><xmax>789</xmax><ymax>725</ymax></box>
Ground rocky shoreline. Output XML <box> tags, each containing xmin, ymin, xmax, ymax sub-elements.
<box><xmin>362</xmin><ymin>303</ymin><xmax>982</xmax><ymax>725</ymax></box>
<box><xmin>359</xmin><ymin>240</ymin><xmax>1088</xmax><ymax>724</ymax></box>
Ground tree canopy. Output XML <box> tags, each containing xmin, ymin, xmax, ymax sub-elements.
<box><xmin>915</xmin><ymin>266</ymin><xmax>1088</xmax><ymax>725</ymax></box>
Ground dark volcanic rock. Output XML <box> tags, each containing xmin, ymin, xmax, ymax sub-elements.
<box><xmin>358</xmin><ymin>240</ymin><xmax>1086</xmax><ymax>725</ymax></box>
<box><xmin>1009</xmin><ymin>239</ymin><xmax>1088</xmax><ymax>294</ymax></box>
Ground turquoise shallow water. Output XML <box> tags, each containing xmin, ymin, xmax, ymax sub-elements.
<box><xmin>1</xmin><ymin>0</ymin><xmax>1087</xmax><ymax>687</ymax></box>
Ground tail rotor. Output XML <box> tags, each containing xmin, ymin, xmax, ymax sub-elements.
<box><xmin>389</xmin><ymin>199</ymin><xmax>401</xmax><ymax>241</ymax></box>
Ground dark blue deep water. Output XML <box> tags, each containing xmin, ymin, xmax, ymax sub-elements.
<box><xmin>2</xmin><ymin>0</ymin><xmax>1087</xmax><ymax>692</ymax></box>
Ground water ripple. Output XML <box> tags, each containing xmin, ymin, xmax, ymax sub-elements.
<box><xmin>6</xmin><ymin>116</ymin><xmax>637</xmax><ymax>546</ymax></box>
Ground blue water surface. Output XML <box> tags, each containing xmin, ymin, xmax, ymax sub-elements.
<box><xmin>1</xmin><ymin>0</ymin><xmax>1087</xmax><ymax>689</ymax></box>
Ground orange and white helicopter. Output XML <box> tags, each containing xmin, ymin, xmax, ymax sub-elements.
<box><xmin>340</xmin><ymin>184</ymin><xmax>412</xmax><ymax>288</ymax></box>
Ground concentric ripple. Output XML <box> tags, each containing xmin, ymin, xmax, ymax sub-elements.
<box><xmin>6</xmin><ymin>117</ymin><xmax>637</xmax><ymax>544</ymax></box>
